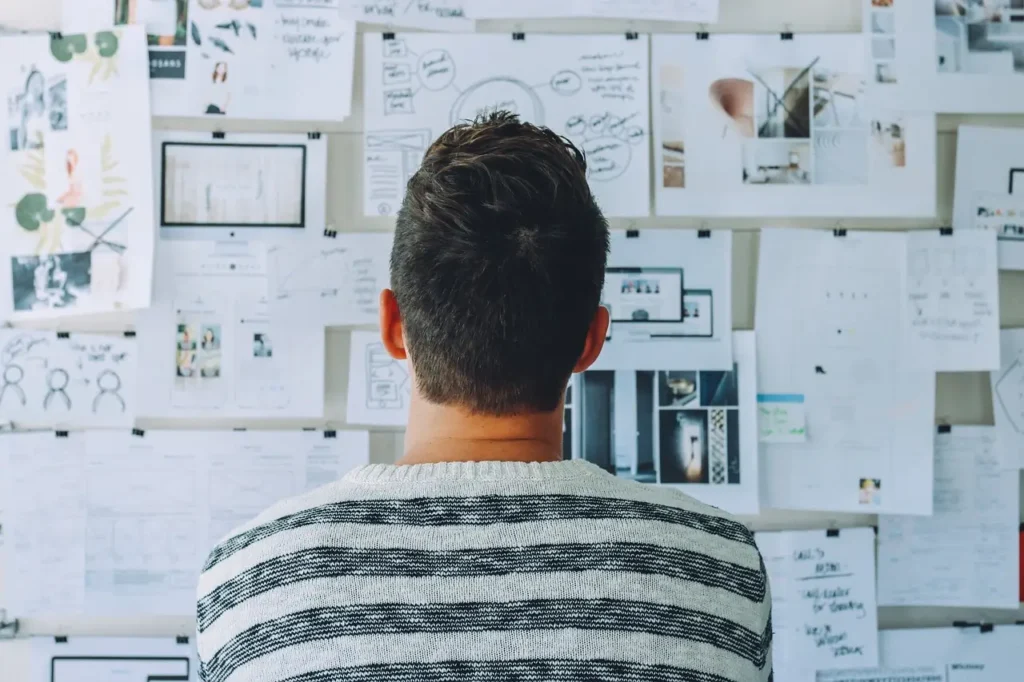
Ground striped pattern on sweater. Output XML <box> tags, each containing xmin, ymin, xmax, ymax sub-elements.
<box><xmin>196</xmin><ymin>460</ymin><xmax>773</xmax><ymax>682</ymax></box>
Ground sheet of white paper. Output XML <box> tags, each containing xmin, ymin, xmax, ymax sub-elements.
<box><xmin>991</xmin><ymin>328</ymin><xmax>1024</xmax><ymax>469</ymax></box>
<box><xmin>153</xmin><ymin>130</ymin><xmax>328</xmax><ymax>243</ymax></box>
<box><xmin>757</xmin><ymin>228</ymin><xmax>935</xmax><ymax>515</ymax></box>
<box><xmin>881</xmin><ymin>2</ymin><xmax>1024</xmax><ymax>113</ymax></box>
<box><xmin>877</xmin><ymin>426</ymin><xmax>1019</xmax><ymax>610</ymax></box>
<box><xmin>756</xmin><ymin>528</ymin><xmax>880</xmax><ymax>677</ymax></box>
<box><xmin>818</xmin><ymin>668</ymin><xmax>944</xmax><ymax>682</ymax></box>
<box><xmin>1</xmin><ymin>432</ymin><xmax>87</xmax><ymax>617</ymax></box>
<box><xmin>880</xmin><ymin>624</ymin><xmax>1024</xmax><ymax>681</ymax></box>
<box><xmin>0</xmin><ymin>330</ymin><xmax>136</xmax><ymax>428</ymax></box>
<box><xmin>592</xmin><ymin>229</ymin><xmax>731</xmax><ymax>370</ymax></box>
<box><xmin>965</xmin><ymin>191</ymin><xmax>1024</xmax><ymax>271</ymax></box>
<box><xmin>0</xmin><ymin>27</ymin><xmax>155</xmax><ymax>321</ymax></box>
<box><xmin>268</xmin><ymin>231</ymin><xmax>392</xmax><ymax>327</ymax></box>
<box><xmin>953</xmin><ymin>127</ymin><xmax>1024</xmax><ymax>235</ymax></box>
<box><xmin>136</xmin><ymin>241</ymin><xmax>325</xmax><ymax>420</ymax></box>
<box><xmin>346</xmin><ymin>329</ymin><xmax>410</xmax><ymax>426</ymax></box>
<box><xmin>904</xmin><ymin>228</ymin><xmax>1000</xmax><ymax>371</ymax></box>
<box><xmin>571</xmin><ymin>331</ymin><xmax>759</xmax><ymax>514</ymax></box>
<box><xmin>757</xmin><ymin>393</ymin><xmax>807</xmax><ymax>443</ymax></box>
<box><xmin>469</xmin><ymin>0</ymin><xmax>719</xmax><ymax>22</ymax></box>
<box><xmin>30</xmin><ymin>635</ymin><xmax>199</xmax><ymax>682</ymax></box>
<box><xmin>2</xmin><ymin>429</ymin><xmax>368</xmax><ymax>617</ymax></box>
<box><xmin>341</xmin><ymin>1</ymin><xmax>473</xmax><ymax>30</ymax></box>
<box><xmin>363</xmin><ymin>33</ymin><xmax>651</xmax><ymax>217</ymax></box>
<box><xmin>651</xmin><ymin>33</ymin><xmax>935</xmax><ymax>218</ymax></box>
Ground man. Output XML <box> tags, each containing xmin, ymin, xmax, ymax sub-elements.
<box><xmin>197</xmin><ymin>112</ymin><xmax>772</xmax><ymax>682</ymax></box>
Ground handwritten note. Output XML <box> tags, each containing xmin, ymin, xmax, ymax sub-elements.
<box><xmin>756</xmin><ymin>528</ymin><xmax>879</xmax><ymax>678</ymax></box>
<box><xmin>268</xmin><ymin>7</ymin><xmax>355</xmax><ymax>119</ymax></box>
<box><xmin>817</xmin><ymin>668</ymin><xmax>944</xmax><ymax>682</ymax></box>
<box><xmin>758</xmin><ymin>393</ymin><xmax>807</xmax><ymax>443</ymax></box>
<box><xmin>342</xmin><ymin>0</ymin><xmax>473</xmax><ymax>30</ymax></box>
<box><xmin>878</xmin><ymin>427</ymin><xmax>1019</xmax><ymax>609</ymax></box>
<box><xmin>904</xmin><ymin>229</ymin><xmax>1000</xmax><ymax>371</ymax></box>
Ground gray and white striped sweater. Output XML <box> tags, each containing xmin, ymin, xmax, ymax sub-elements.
<box><xmin>197</xmin><ymin>459</ymin><xmax>773</xmax><ymax>682</ymax></box>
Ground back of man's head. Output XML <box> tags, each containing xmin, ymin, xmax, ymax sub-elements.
<box><xmin>391</xmin><ymin>111</ymin><xmax>609</xmax><ymax>416</ymax></box>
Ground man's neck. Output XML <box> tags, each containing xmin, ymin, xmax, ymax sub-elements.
<box><xmin>398</xmin><ymin>395</ymin><xmax>564</xmax><ymax>466</ymax></box>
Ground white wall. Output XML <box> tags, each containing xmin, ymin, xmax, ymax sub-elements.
<box><xmin>2</xmin><ymin>0</ymin><xmax>1023</xmax><ymax>675</ymax></box>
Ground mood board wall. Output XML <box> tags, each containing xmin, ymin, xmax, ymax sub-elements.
<box><xmin>0</xmin><ymin>0</ymin><xmax>1022</xmax><ymax>674</ymax></box>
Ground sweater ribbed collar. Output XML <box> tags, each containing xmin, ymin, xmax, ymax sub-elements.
<box><xmin>344</xmin><ymin>459</ymin><xmax>606</xmax><ymax>484</ymax></box>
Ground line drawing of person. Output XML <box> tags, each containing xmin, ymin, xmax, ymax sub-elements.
<box><xmin>205</xmin><ymin>62</ymin><xmax>230</xmax><ymax>115</ymax></box>
<box><xmin>57</xmin><ymin>149</ymin><xmax>83</xmax><ymax>208</ymax></box>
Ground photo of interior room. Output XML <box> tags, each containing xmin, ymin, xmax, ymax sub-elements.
<box><xmin>936</xmin><ymin>0</ymin><xmax>1024</xmax><ymax>73</ymax></box>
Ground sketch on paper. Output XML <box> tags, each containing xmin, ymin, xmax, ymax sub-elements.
<box><xmin>2</xmin><ymin>28</ymin><xmax>154</xmax><ymax>319</ymax></box>
<box><xmin>160</xmin><ymin>142</ymin><xmax>306</xmax><ymax>227</ymax></box>
<box><xmin>366</xmin><ymin>341</ymin><xmax>409</xmax><ymax>410</ymax></box>
<box><xmin>0</xmin><ymin>330</ymin><xmax>136</xmax><ymax>427</ymax></box>
<box><xmin>342</xmin><ymin>0</ymin><xmax>472</xmax><ymax>30</ymax></box>
<box><xmin>364</xmin><ymin>33</ymin><xmax>651</xmax><ymax>217</ymax></box>
<box><xmin>935</xmin><ymin>0</ymin><xmax>1024</xmax><ymax>74</ymax></box>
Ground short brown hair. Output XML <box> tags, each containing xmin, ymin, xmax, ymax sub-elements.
<box><xmin>390</xmin><ymin>111</ymin><xmax>609</xmax><ymax>415</ymax></box>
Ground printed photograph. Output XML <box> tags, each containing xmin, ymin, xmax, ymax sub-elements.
<box><xmin>563</xmin><ymin>384</ymin><xmax>572</xmax><ymax>460</ymax></box>
<box><xmin>658</xmin><ymin>410</ymin><xmax>709</xmax><ymax>484</ymax></box>
<box><xmin>871</xmin><ymin>119</ymin><xmax>907</xmax><ymax>168</ymax></box>
<box><xmin>741</xmin><ymin>140</ymin><xmax>811</xmax><ymax>184</ymax></box>
<box><xmin>660</xmin><ymin>64</ymin><xmax>686</xmax><ymax>188</ymax></box>
<box><xmin>11</xmin><ymin>252</ymin><xmax>91</xmax><ymax>311</ymax></box>
<box><xmin>936</xmin><ymin>0</ymin><xmax>1024</xmax><ymax>74</ymax></box>
<box><xmin>175</xmin><ymin>322</ymin><xmax>198</xmax><ymax>378</ymax></box>
<box><xmin>681</xmin><ymin>290</ymin><xmax>714</xmax><ymax>337</ymax></box>
<box><xmin>116</xmin><ymin>0</ymin><xmax>189</xmax><ymax>46</ymax></box>
<box><xmin>658</xmin><ymin>371</ymin><xmax>698</xmax><ymax>407</ymax></box>
<box><xmin>7</xmin><ymin>68</ymin><xmax>49</xmax><ymax>151</ymax></box>
<box><xmin>750</xmin><ymin>66</ymin><xmax>812</xmax><ymax>138</ymax></box>
<box><xmin>873</xmin><ymin>36</ymin><xmax>896</xmax><ymax>60</ymax></box>
<box><xmin>872</xmin><ymin>0</ymin><xmax>894</xmax><ymax>6</ymax></box>
<box><xmin>875</xmin><ymin>62</ymin><xmax>897</xmax><ymax>83</ymax></box>
<box><xmin>199</xmin><ymin>324</ymin><xmax>222</xmax><ymax>378</ymax></box>
<box><xmin>858</xmin><ymin>477</ymin><xmax>882</xmax><ymax>506</ymax></box>
<box><xmin>812</xmin><ymin>71</ymin><xmax>866</xmax><ymax>128</ymax></box>
<box><xmin>699</xmin><ymin>366</ymin><xmax>739</xmax><ymax>407</ymax></box>
<box><xmin>252</xmin><ymin>332</ymin><xmax>272</xmax><ymax>357</ymax></box>
<box><xmin>48</xmin><ymin>76</ymin><xmax>67</xmax><ymax>131</ymax></box>
<box><xmin>871</xmin><ymin>11</ymin><xmax>896</xmax><ymax>34</ymax></box>
<box><xmin>579</xmin><ymin>371</ymin><xmax>658</xmax><ymax>483</ymax></box>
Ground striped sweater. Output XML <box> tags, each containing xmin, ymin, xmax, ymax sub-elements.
<box><xmin>196</xmin><ymin>460</ymin><xmax>773</xmax><ymax>682</ymax></box>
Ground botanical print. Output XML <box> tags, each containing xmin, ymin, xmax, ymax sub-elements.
<box><xmin>0</xmin><ymin>27</ymin><xmax>154</xmax><ymax>320</ymax></box>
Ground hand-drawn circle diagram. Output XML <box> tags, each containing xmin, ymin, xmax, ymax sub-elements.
<box><xmin>549</xmin><ymin>70</ymin><xmax>582</xmax><ymax>96</ymax></box>
<box><xmin>450</xmin><ymin>78</ymin><xmax>544</xmax><ymax>126</ymax></box>
<box><xmin>582</xmin><ymin>137</ymin><xmax>632</xmax><ymax>182</ymax></box>
<box><xmin>417</xmin><ymin>49</ymin><xmax>456</xmax><ymax>92</ymax></box>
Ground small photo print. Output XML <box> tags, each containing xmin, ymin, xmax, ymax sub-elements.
<box><xmin>11</xmin><ymin>252</ymin><xmax>91</xmax><ymax>311</ymax></box>
<box><xmin>660</xmin><ymin>64</ymin><xmax>686</xmax><ymax>188</ymax></box>
<box><xmin>199</xmin><ymin>324</ymin><xmax>222</xmax><ymax>378</ymax></box>
<box><xmin>812</xmin><ymin>71</ymin><xmax>865</xmax><ymax>129</ymax></box>
<box><xmin>875</xmin><ymin>62</ymin><xmax>897</xmax><ymax>84</ymax></box>
<box><xmin>658</xmin><ymin>371</ymin><xmax>698</xmax><ymax>407</ymax></box>
<box><xmin>7</xmin><ymin>68</ymin><xmax>49</xmax><ymax>151</ymax></box>
<box><xmin>872</xmin><ymin>119</ymin><xmax>906</xmax><ymax>168</ymax></box>
<box><xmin>117</xmin><ymin>0</ymin><xmax>189</xmax><ymax>47</ymax></box>
<box><xmin>872</xmin><ymin>0</ymin><xmax>893</xmax><ymax>6</ymax></box>
<box><xmin>871</xmin><ymin>11</ymin><xmax>896</xmax><ymax>34</ymax></box>
<box><xmin>859</xmin><ymin>478</ymin><xmax>882</xmax><ymax>506</ymax></box>
<box><xmin>936</xmin><ymin>0</ymin><xmax>1024</xmax><ymax>75</ymax></box>
<box><xmin>659</xmin><ymin>410</ymin><xmax>709</xmax><ymax>484</ymax></box>
<box><xmin>48</xmin><ymin>76</ymin><xmax>67</xmax><ymax>131</ymax></box>
<box><xmin>699</xmin><ymin>366</ymin><xmax>739</xmax><ymax>407</ymax></box>
<box><xmin>872</xmin><ymin>37</ymin><xmax>896</xmax><ymax>61</ymax></box>
<box><xmin>750</xmin><ymin>66</ymin><xmax>811</xmax><ymax>139</ymax></box>
<box><xmin>176</xmin><ymin>322</ymin><xmax>198</xmax><ymax>378</ymax></box>
<box><xmin>742</xmin><ymin>140</ymin><xmax>811</xmax><ymax>185</ymax></box>
<box><xmin>252</xmin><ymin>332</ymin><xmax>272</xmax><ymax>357</ymax></box>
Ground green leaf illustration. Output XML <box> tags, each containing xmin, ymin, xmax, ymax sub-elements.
<box><xmin>15</xmin><ymin>193</ymin><xmax>54</xmax><ymax>231</ymax></box>
<box><xmin>50</xmin><ymin>33</ymin><xmax>88</xmax><ymax>62</ymax></box>
<box><xmin>95</xmin><ymin>31</ymin><xmax>119</xmax><ymax>58</ymax></box>
<box><xmin>62</xmin><ymin>206</ymin><xmax>86</xmax><ymax>226</ymax></box>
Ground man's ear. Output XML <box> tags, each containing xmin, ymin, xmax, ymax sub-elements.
<box><xmin>573</xmin><ymin>305</ymin><xmax>609</xmax><ymax>373</ymax></box>
<box><xmin>379</xmin><ymin>289</ymin><xmax>407</xmax><ymax>360</ymax></box>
